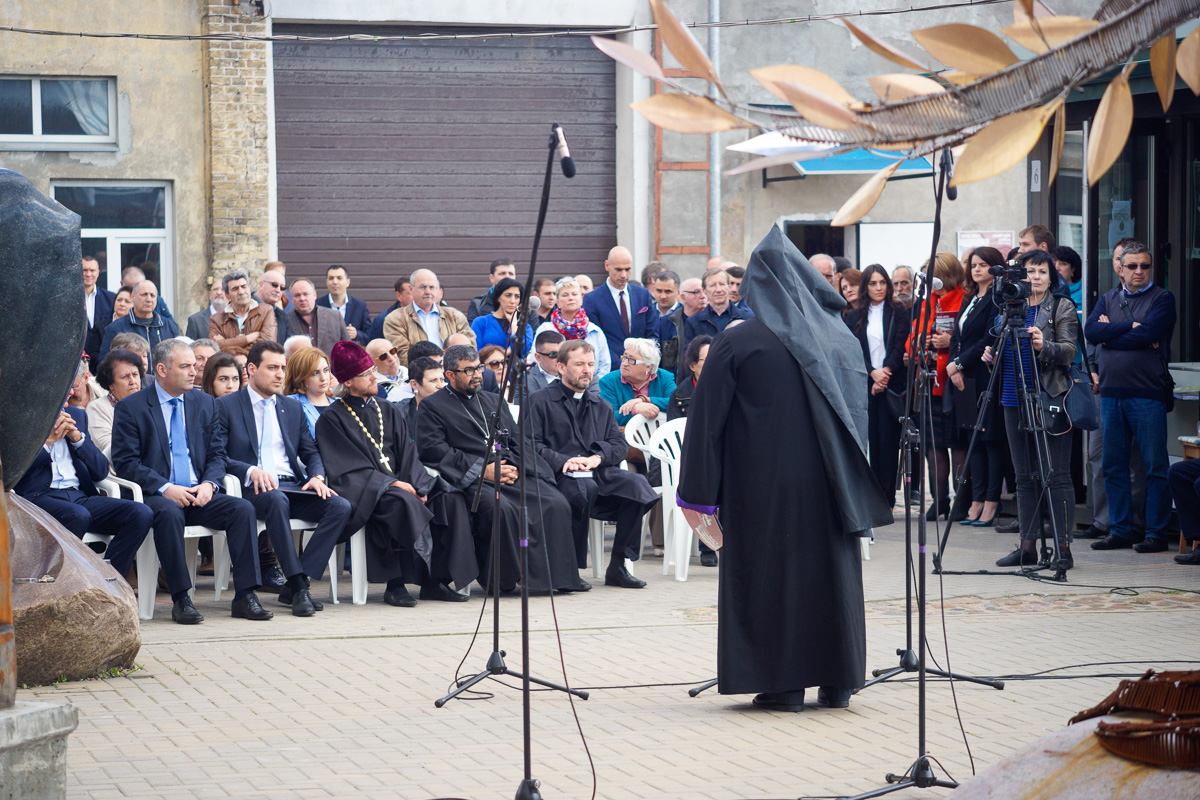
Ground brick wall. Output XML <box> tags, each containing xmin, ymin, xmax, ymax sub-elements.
<box><xmin>203</xmin><ymin>2</ymin><xmax>270</xmax><ymax>282</ymax></box>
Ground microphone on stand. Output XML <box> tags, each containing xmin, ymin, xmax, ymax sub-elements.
<box><xmin>941</xmin><ymin>148</ymin><xmax>957</xmax><ymax>201</ymax></box>
<box><xmin>527</xmin><ymin>296</ymin><xmax>542</xmax><ymax>311</ymax></box>
<box><xmin>915</xmin><ymin>272</ymin><xmax>943</xmax><ymax>293</ymax></box>
<box><xmin>553</xmin><ymin>124</ymin><xmax>576</xmax><ymax>178</ymax></box>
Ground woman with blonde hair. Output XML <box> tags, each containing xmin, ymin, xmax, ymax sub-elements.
<box><xmin>284</xmin><ymin>346</ymin><xmax>334</xmax><ymax>438</ymax></box>
<box><xmin>906</xmin><ymin>252</ymin><xmax>966</xmax><ymax>520</ymax></box>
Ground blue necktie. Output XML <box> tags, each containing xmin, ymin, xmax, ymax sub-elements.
<box><xmin>169</xmin><ymin>397</ymin><xmax>191</xmax><ymax>486</ymax></box>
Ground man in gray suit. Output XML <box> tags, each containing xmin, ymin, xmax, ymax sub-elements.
<box><xmin>527</xmin><ymin>329</ymin><xmax>564</xmax><ymax>396</ymax></box>
<box><xmin>186</xmin><ymin>283</ymin><xmax>226</xmax><ymax>340</ymax></box>
<box><xmin>285</xmin><ymin>279</ymin><xmax>349</xmax><ymax>357</ymax></box>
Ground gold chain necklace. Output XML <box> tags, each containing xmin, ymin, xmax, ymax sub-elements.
<box><xmin>339</xmin><ymin>396</ymin><xmax>392</xmax><ymax>473</ymax></box>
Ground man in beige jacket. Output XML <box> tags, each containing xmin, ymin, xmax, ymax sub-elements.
<box><xmin>383</xmin><ymin>269</ymin><xmax>475</xmax><ymax>364</ymax></box>
<box><xmin>210</xmin><ymin>269</ymin><xmax>277</xmax><ymax>356</ymax></box>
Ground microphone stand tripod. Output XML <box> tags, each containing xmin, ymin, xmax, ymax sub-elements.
<box><xmin>435</xmin><ymin>124</ymin><xmax>587</xmax><ymax>800</ymax></box>
<box><xmin>815</xmin><ymin>154</ymin><xmax>982</xmax><ymax>800</ymax></box>
<box><xmin>860</xmin><ymin>271</ymin><xmax>1004</xmax><ymax>693</ymax></box>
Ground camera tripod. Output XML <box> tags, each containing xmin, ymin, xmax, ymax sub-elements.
<box><xmin>933</xmin><ymin>297</ymin><xmax>1072</xmax><ymax>581</ymax></box>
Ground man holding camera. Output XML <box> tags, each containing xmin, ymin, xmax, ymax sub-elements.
<box><xmin>1084</xmin><ymin>241</ymin><xmax>1176</xmax><ymax>554</ymax></box>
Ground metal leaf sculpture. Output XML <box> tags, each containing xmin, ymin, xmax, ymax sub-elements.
<box><xmin>597</xmin><ymin>0</ymin><xmax>1200</xmax><ymax>224</ymax></box>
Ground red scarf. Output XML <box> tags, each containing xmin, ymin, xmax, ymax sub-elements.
<box><xmin>551</xmin><ymin>307</ymin><xmax>591</xmax><ymax>340</ymax></box>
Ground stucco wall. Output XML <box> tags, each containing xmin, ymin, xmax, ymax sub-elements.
<box><xmin>0</xmin><ymin>2</ymin><xmax>207</xmax><ymax>316</ymax></box>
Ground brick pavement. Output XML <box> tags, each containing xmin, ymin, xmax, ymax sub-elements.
<box><xmin>19</xmin><ymin>516</ymin><xmax>1200</xmax><ymax>799</ymax></box>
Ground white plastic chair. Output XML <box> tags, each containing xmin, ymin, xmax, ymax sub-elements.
<box><xmin>224</xmin><ymin>477</ymin><xmax>318</xmax><ymax>593</ymax></box>
<box><xmin>622</xmin><ymin>413</ymin><xmax>665</xmax><ymax>573</ymax></box>
<box><xmin>647</xmin><ymin>419</ymin><xmax>692</xmax><ymax>581</ymax></box>
<box><xmin>323</xmin><ymin>529</ymin><xmax>368</xmax><ymax>605</ymax></box>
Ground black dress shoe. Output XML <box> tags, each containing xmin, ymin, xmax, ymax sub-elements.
<box><xmin>1174</xmin><ymin>547</ymin><xmax>1200</xmax><ymax>565</ymax></box>
<box><xmin>558</xmin><ymin>579</ymin><xmax>592</xmax><ymax>593</ymax></box>
<box><xmin>284</xmin><ymin>587</ymin><xmax>316</xmax><ymax>616</ymax></box>
<box><xmin>279</xmin><ymin>585</ymin><xmax>324</xmax><ymax>611</ymax></box>
<box><xmin>231</xmin><ymin>592</ymin><xmax>274</xmax><ymax>620</ymax></box>
<box><xmin>995</xmin><ymin>517</ymin><xmax>1020</xmax><ymax>534</ymax></box>
<box><xmin>384</xmin><ymin>586</ymin><xmax>417</xmax><ymax>607</ymax></box>
<box><xmin>1133</xmin><ymin>538</ymin><xmax>1169</xmax><ymax>554</ymax></box>
<box><xmin>171</xmin><ymin>596</ymin><xmax>204</xmax><ymax>625</ymax></box>
<box><xmin>1076</xmin><ymin>525</ymin><xmax>1106</xmax><ymax>540</ymax></box>
<box><xmin>995</xmin><ymin>548</ymin><xmax>1038</xmax><ymax>567</ymax></box>
<box><xmin>604</xmin><ymin>564</ymin><xmax>647</xmax><ymax>588</ymax></box>
<box><xmin>1091</xmin><ymin>534</ymin><xmax>1135</xmax><ymax>550</ymax></box>
<box><xmin>419</xmin><ymin>582</ymin><xmax>470</xmax><ymax>602</ymax></box>
<box><xmin>700</xmin><ymin>551</ymin><xmax>719</xmax><ymax>567</ymax></box>
<box><xmin>817</xmin><ymin>686</ymin><xmax>852</xmax><ymax>708</ymax></box>
<box><xmin>261</xmin><ymin>565</ymin><xmax>286</xmax><ymax>589</ymax></box>
<box><xmin>752</xmin><ymin>690</ymin><xmax>805</xmax><ymax>712</ymax></box>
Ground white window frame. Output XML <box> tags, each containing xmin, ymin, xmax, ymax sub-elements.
<box><xmin>50</xmin><ymin>181</ymin><xmax>175</xmax><ymax>307</ymax></box>
<box><xmin>0</xmin><ymin>76</ymin><xmax>118</xmax><ymax>151</ymax></box>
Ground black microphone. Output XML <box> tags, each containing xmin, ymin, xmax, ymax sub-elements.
<box><xmin>554</xmin><ymin>124</ymin><xmax>576</xmax><ymax>178</ymax></box>
<box><xmin>942</xmin><ymin>148</ymin><xmax>957</xmax><ymax>201</ymax></box>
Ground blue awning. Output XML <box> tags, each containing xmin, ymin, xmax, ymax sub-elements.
<box><xmin>794</xmin><ymin>149</ymin><xmax>932</xmax><ymax>176</ymax></box>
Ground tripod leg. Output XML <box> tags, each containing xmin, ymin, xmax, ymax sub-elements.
<box><xmin>688</xmin><ymin>677</ymin><xmax>719</xmax><ymax>697</ymax></box>
<box><xmin>435</xmin><ymin>668</ymin><xmax>498</xmax><ymax>707</ymax></box>
<box><xmin>503</xmin><ymin>667</ymin><xmax>589</xmax><ymax>699</ymax></box>
<box><xmin>925</xmin><ymin>667</ymin><xmax>1004</xmax><ymax>689</ymax></box>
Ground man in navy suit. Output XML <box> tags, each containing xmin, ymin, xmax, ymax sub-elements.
<box><xmin>82</xmin><ymin>256</ymin><xmax>116</xmax><ymax>365</ymax></box>
<box><xmin>581</xmin><ymin>246</ymin><xmax>660</xmax><ymax>363</ymax></box>
<box><xmin>14</xmin><ymin>393</ymin><xmax>152</xmax><ymax>582</ymax></box>
<box><xmin>111</xmin><ymin>339</ymin><xmax>271</xmax><ymax>624</ymax></box>
<box><xmin>318</xmin><ymin>264</ymin><xmax>371</xmax><ymax>345</ymax></box>
<box><xmin>217</xmin><ymin>341</ymin><xmax>352</xmax><ymax>616</ymax></box>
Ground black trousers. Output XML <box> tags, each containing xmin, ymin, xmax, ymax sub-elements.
<box><xmin>867</xmin><ymin>390</ymin><xmax>902</xmax><ymax>507</ymax></box>
<box><xmin>556</xmin><ymin>476</ymin><xmax>649</xmax><ymax>569</ymax></box>
<box><xmin>1003</xmin><ymin>406</ymin><xmax>1074</xmax><ymax>549</ymax></box>
<box><xmin>143</xmin><ymin>491</ymin><xmax>261</xmax><ymax>596</ymax></box>
<box><xmin>244</xmin><ymin>482</ymin><xmax>352</xmax><ymax>582</ymax></box>
<box><xmin>966</xmin><ymin>440</ymin><xmax>1005</xmax><ymax>503</ymax></box>
<box><xmin>26</xmin><ymin>489</ymin><xmax>153</xmax><ymax>578</ymax></box>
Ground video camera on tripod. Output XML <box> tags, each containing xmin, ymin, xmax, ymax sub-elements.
<box><xmin>990</xmin><ymin>259</ymin><xmax>1032</xmax><ymax>309</ymax></box>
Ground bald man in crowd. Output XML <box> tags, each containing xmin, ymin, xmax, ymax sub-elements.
<box><xmin>582</xmin><ymin>246</ymin><xmax>660</xmax><ymax>363</ymax></box>
<box><xmin>810</xmin><ymin>254</ymin><xmax>836</xmax><ymax>286</ymax></box>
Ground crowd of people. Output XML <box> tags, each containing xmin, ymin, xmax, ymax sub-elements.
<box><xmin>19</xmin><ymin>231</ymin><xmax>1198</xmax><ymax>626</ymax></box>
<box><xmin>837</xmin><ymin>224</ymin><xmax>1196</xmax><ymax>571</ymax></box>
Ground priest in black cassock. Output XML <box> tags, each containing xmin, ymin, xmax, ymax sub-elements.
<box><xmin>678</xmin><ymin>226</ymin><xmax>892</xmax><ymax>712</ymax></box>
<box><xmin>414</xmin><ymin>344</ymin><xmax>585</xmax><ymax>594</ymax></box>
<box><xmin>315</xmin><ymin>340</ymin><xmax>470</xmax><ymax>607</ymax></box>
<box><xmin>527</xmin><ymin>339</ymin><xmax>659</xmax><ymax>588</ymax></box>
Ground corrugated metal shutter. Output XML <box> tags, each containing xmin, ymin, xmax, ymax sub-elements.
<box><xmin>273</xmin><ymin>26</ymin><xmax>617</xmax><ymax>315</ymax></box>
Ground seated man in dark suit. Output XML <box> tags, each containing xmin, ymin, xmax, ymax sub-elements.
<box><xmin>14</xmin><ymin>389</ymin><xmax>152</xmax><ymax>583</ymax></box>
<box><xmin>217</xmin><ymin>341</ymin><xmax>352</xmax><ymax>615</ymax></box>
<box><xmin>528</xmin><ymin>340</ymin><xmax>658</xmax><ymax>588</ymax></box>
<box><xmin>111</xmin><ymin>339</ymin><xmax>272</xmax><ymax>624</ymax></box>
<box><xmin>581</xmin><ymin>246</ymin><xmax>660</xmax><ymax>365</ymax></box>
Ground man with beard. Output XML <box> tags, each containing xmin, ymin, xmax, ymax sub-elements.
<box><xmin>315</xmin><ymin>341</ymin><xmax>467</xmax><ymax>606</ymax></box>
<box><xmin>678</xmin><ymin>226</ymin><xmax>891</xmax><ymax>711</ymax></box>
<box><xmin>528</xmin><ymin>340</ymin><xmax>658</xmax><ymax>587</ymax></box>
<box><xmin>415</xmin><ymin>345</ymin><xmax>585</xmax><ymax>593</ymax></box>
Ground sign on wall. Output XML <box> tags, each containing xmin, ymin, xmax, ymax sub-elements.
<box><xmin>957</xmin><ymin>230</ymin><xmax>1015</xmax><ymax>262</ymax></box>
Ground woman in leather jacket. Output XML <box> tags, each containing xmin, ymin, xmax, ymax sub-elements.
<box><xmin>983</xmin><ymin>250</ymin><xmax>1078</xmax><ymax>569</ymax></box>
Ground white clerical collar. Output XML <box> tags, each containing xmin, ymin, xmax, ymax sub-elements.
<box><xmin>572</xmin><ymin>391</ymin><xmax>585</xmax><ymax>399</ymax></box>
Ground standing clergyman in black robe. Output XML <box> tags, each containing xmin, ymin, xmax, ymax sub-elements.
<box><xmin>527</xmin><ymin>339</ymin><xmax>659</xmax><ymax>588</ymax></box>
<box><xmin>678</xmin><ymin>226</ymin><xmax>892</xmax><ymax>711</ymax></box>
<box><xmin>415</xmin><ymin>344</ymin><xmax>585</xmax><ymax>594</ymax></box>
<box><xmin>316</xmin><ymin>340</ymin><xmax>470</xmax><ymax>607</ymax></box>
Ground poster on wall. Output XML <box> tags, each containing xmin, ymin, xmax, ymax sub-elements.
<box><xmin>957</xmin><ymin>230</ymin><xmax>1015</xmax><ymax>262</ymax></box>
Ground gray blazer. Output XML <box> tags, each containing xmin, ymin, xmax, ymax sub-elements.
<box><xmin>1033</xmin><ymin>294</ymin><xmax>1079</xmax><ymax>398</ymax></box>
<box><xmin>285</xmin><ymin>306</ymin><xmax>349</xmax><ymax>357</ymax></box>
<box><xmin>185</xmin><ymin>309</ymin><xmax>210</xmax><ymax>340</ymax></box>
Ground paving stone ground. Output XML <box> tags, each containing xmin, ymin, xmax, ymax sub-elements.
<box><xmin>21</xmin><ymin>513</ymin><xmax>1200</xmax><ymax>800</ymax></box>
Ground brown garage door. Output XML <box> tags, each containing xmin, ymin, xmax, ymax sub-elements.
<box><xmin>273</xmin><ymin>26</ymin><xmax>616</xmax><ymax>317</ymax></box>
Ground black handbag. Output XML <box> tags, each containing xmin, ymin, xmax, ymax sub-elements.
<box><xmin>1063</xmin><ymin>365</ymin><xmax>1099</xmax><ymax>431</ymax></box>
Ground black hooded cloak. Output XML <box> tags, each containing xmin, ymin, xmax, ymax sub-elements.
<box><xmin>677</xmin><ymin>225</ymin><xmax>892</xmax><ymax>696</ymax></box>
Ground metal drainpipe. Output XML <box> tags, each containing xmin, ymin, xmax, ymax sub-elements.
<box><xmin>708</xmin><ymin>0</ymin><xmax>721</xmax><ymax>262</ymax></box>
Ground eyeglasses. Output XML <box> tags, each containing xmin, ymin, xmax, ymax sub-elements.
<box><xmin>1123</xmin><ymin>263</ymin><xmax>1153</xmax><ymax>271</ymax></box>
<box><xmin>680</xmin><ymin>289</ymin><xmax>702</xmax><ymax>296</ymax></box>
<box><xmin>620</xmin><ymin>356</ymin><xmax>649</xmax><ymax>366</ymax></box>
<box><xmin>353</xmin><ymin>367</ymin><xmax>378</xmax><ymax>380</ymax></box>
<box><xmin>375</xmin><ymin>347</ymin><xmax>398</xmax><ymax>361</ymax></box>
<box><xmin>447</xmin><ymin>365</ymin><xmax>485</xmax><ymax>376</ymax></box>
<box><xmin>535</xmin><ymin>350</ymin><xmax>558</xmax><ymax>359</ymax></box>
<box><xmin>484</xmin><ymin>359</ymin><xmax>505</xmax><ymax>369</ymax></box>
<box><xmin>262</xmin><ymin>280</ymin><xmax>283</xmax><ymax>289</ymax></box>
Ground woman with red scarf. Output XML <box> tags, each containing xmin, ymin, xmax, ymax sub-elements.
<box><xmin>905</xmin><ymin>253</ymin><xmax>966</xmax><ymax>520</ymax></box>
<box><xmin>534</xmin><ymin>276</ymin><xmax>612</xmax><ymax>382</ymax></box>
